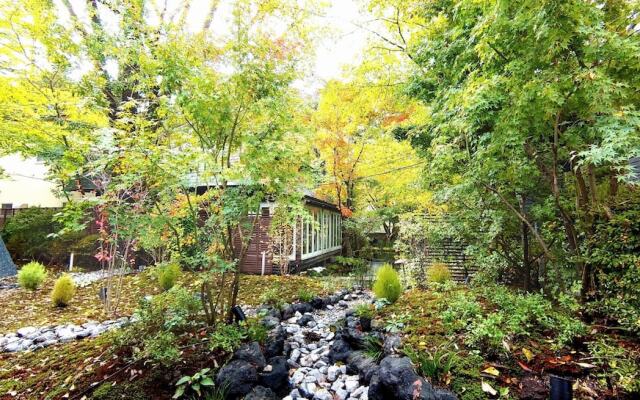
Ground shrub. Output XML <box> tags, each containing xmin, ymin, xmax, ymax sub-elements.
<box><xmin>298</xmin><ymin>287</ymin><xmax>317</xmax><ymax>302</ymax></box>
<box><xmin>209</xmin><ymin>324</ymin><xmax>247</xmax><ymax>353</ymax></box>
<box><xmin>441</xmin><ymin>291</ymin><xmax>482</xmax><ymax>332</ymax></box>
<box><xmin>427</xmin><ymin>263</ymin><xmax>452</xmax><ymax>284</ymax></box>
<box><xmin>372</xmin><ymin>264</ymin><xmax>402</xmax><ymax>303</ymax></box>
<box><xmin>156</xmin><ymin>262</ymin><xmax>181</xmax><ymax>291</ymax></box>
<box><xmin>117</xmin><ymin>287</ymin><xmax>201</xmax><ymax>366</ymax></box>
<box><xmin>17</xmin><ymin>261</ymin><xmax>47</xmax><ymax>290</ymax></box>
<box><xmin>51</xmin><ymin>274</ymin><xmax>76</xmax><ymax>307</ymax></box>
<box><xmin>354</xmin><ymin>303</ymin><xmax>375</xmax><ymax>319</ymax></box>
<box><xmin>363</xmin><ymin>335</ymin><xmax>384</xmax><ymax>361</ymax></box>
<box><xmin>259</xmin><ymin>287</ymin><xmax>284</xmax><ymax>309</ymax></box>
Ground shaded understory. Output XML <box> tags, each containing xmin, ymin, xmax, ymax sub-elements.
<box><xmin>375</xmin><ymin>286</ymin><xmax>640</xmax><ymax>400</ymax></box>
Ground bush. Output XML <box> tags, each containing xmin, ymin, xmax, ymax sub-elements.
<box><xmin>156</xmin><ymin>262</ymin><xmax>181</xmax><ymax>291</ymax></box>
<box><xmin>209</xmin><ymin>324</ymin><xmax>247</xmax><ymax>353</ymax></box>
<box><xmin>372</xmin><ymin>264</ymin><xmax>402</xmax><ymax>303</ymax></box>
<box><xmin>427</xmin><ymin>263</ymin><xmax>452</xmax><ymax>284</ymax></box>
<box><xmin>117</xmin><ymin>287</ymin><xmax>201</xmax><ymax>366</ymax></box>
<box><xmin>17</xmin><ymin>261</ymin><xmax>47</xmax><ymax>290</ymax></box>
<box><xmin>297</xmin><ymin>287</ymin><xmax>317</xmax><ymax>302</ymax></box>
<box><xmin>354</xmin><ymin>303</ymin><xmax>375</xmax><ymax>319</ymax></box>
<box><xmin>51</xmin><ymin>274</ymin><xmax>75</xmax><ymax>307</ymax></box>
<box><xmin>259</xmin><ymin>287</ymin><xmax>284</xmax><ymax>309</ymax></box>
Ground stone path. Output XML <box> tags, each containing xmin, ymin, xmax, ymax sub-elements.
<box><xmin>0</xmin><ymin>318</ymin><xmax>130</xmax><ymax>353</ymax></box>
<box><xmin>69</xmin><ymin>269</ymin><xmax>136</xmax><ymax>288</ymax></box>
<box><xmin>281</xmin><ymin>291</ymin><xmax>372</xmax><ymax>400</ymax></box>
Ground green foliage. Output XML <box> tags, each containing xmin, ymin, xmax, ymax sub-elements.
<box><xmin>461</xmin><ymin>286</ymin><xmax>585</xmax><ymax>351</ymax></box>
<box><xmin>384</xmin><ymin>313</ymin><xmax>411</xmax><ymax>334</ymax></box>
<box><xmin>427</xmin><ymin>263</ymin><xmax>452</xmax><ymax>285</ymax></box>
<box><xmin>588</xmin><ymin>338</ymin><xmax>640</xmax><ymax>393</ymax></box>
<box><xmin>173</xmin><ymin>368</ymin><xmax>216</xmax><ymax>399</ymax></box>
<box><xmin>372</xmin><ymin>264</ymin><xmax>402</xmax><ymax>303</ymax></box>
<box><xmin>585</xmin><ymin>202</ymin><xmax>640</xmax><ymax>334</ymax></box>
<box><xmin>209</xmin><ymin>324</ymin><xmax>247</xmax><ymax>353</ymax></box>
<box><xmin>297</xmin><ymin>287</ymin><xmax>317</xmax><ymax>302</ymax></box>
<box><xmin>363</xmin><ymin>335</ymin><xmax>384</xmax><ymax>362</ymax></box>
<box><xmin>354</xmin><ymin>303</ymin><xmax>375</xmax><ymax>319</ymax></box>
<box><xmin>441</xmin><ymin>291</ymin><xmax>483</xmax><ymax>332</ymax></box>
<box><xmin>1</xmin><ymin>208</ymin><xmax>58</xmax><ymax>263</ymax></box>
<box><xmin>141</xmin><ymin>331</ymin><xmax>181</xmax><ymax>366</ymax></box>
<box><xmin>117</xmin><ymin>287</ymin><xmax>201</xmax><ymax>366</ymax></box>
<box><xmin>17</xmin><ymin>261</ymin><xmax>47</xmax><ymax>291</ymax></box>
<box><xmin>156</xmin><ymin>262</ymin><xmax>182</xmax><ymax>292</ymax></box>
<box><xmin>243</xmin><ymin>318</ymin><xmax>268</xmax><ymax>344</ymax></box>
<box><xmin>259</xmin><ymin>287</ymin><xmax>285</xmax><ymax>309</ymax></box>
<box><xmin>1</xmin><ymin>208</ymin><xmax>95</xmax><ymax>266</ymax></box>
<box><xmin>51</xmin><ymin>274</ymin><xmax>75</xmax><ymax>307</ymax></box>
<box><xmin>333</xmin><ymin>256</ymin><xmax>367</xmax><ymax>272</ymax></box>
<box><xmin>405</xmin><ymin>343</ymin><xmax>458</xmax><ymax>383</ymax></box>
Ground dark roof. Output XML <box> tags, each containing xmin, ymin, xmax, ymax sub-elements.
<box><xmin>303</xmin><ymin>195</ymin><xmax>340</xmax><ymax>212</ymax></box>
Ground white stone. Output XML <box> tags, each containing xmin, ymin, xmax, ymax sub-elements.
<box><xmin>335</xmin><ymin>388</ymin><xmax>349</xmax><ymax>400</ymax></box>
<box><xmin>16</xmin><ymin>327</ymin><xmax>37</xmax><ymax>337</ymax></box>
<box><xmin>327</xmin><ymin>365</ymin><xmax>340</xmax><ymax>382</ymax></box>
<box><xmin>313</xmin><ymin>388</ymin><xmax>332</xmax><ymax>400</ymax></box>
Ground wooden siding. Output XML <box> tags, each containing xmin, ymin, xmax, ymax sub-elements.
<box><xmin>239</xmin><ymin>202</ymin><xmax>342</xmax><ymax>275</ymax></box>
<box><xmin>236</xmin><ymin>214</ymin><xmax>274</xmax><ymax>274</ymax></box>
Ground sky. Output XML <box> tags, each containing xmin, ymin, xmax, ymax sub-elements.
<box><xmin>55</xmin><ymin>0</ymin><xmax>373</xmax><ymax>96</ymax></box>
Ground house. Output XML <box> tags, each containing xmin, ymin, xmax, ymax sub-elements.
<box><xmin>0</xmin><ymin>155</ymin><xmax>97</xmax><ymax>228</ymax></box>
<box><xmin>236</xmin><ymin>194</ymin><xmax>342</xmax><ymax>275</ymax></box>
<box><xmin>0</xmin><ymin>155</ymin><xmax>63</xmax><ymax>209</ymax></box>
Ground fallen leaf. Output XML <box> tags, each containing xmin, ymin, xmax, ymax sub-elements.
<box><xmin>482</xmin><ymin>381</ymin><xmax>497</xmax><ymax>396</ymax></box>
<box><xmin>576</xmin><ymin>362</ymin><xmax>597</xmax><ymax>369</ymax></box>
<box><xmin>522</xmin><ymin>347</ymin><xmax>534</xmax><ymax>362</ymax></box>
<box><xmin>501</xmin><ymin>339</ymin><xmax>511</xmax><ymax>352</ymax></box>
<box><xmin>482</xmin><ymin>366</ymin><xmax>500</xmax><ymax>377</ymax></box>
<box><xmin>516</xmin><ymin>360</ymin><xmax>533</xmax><ymax>372</ymax></box>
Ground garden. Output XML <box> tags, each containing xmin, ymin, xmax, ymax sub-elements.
<box><xmin>1</xmin><ymin>0</ymin><xmax>640</xmax><ymax>399</ymax></box>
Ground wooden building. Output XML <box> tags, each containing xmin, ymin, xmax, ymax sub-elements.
<box><xmin>238</xmin><ymin>195</ymin><xmax>342</xmax><ymax>275</ymax></box>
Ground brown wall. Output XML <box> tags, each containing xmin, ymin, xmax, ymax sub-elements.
<box><xmin>236</xmin><ymin>214</ymin><xmax>274</xmax><ymax>274</ymax></box>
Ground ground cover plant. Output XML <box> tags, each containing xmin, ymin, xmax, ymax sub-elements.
<box><xmin>0</xmin><ymin>271</ymin><xmax>334</xmax><ymax>334</ymax></box>
<box><xmin>0</xmin><ymin>0</ymin><xmax>639</xmax><ymax>399</ymax></box>
<box><xmin>375</xmin><ymin>285</ymin><xmax>640</xmax><ymax>399</ymax></box>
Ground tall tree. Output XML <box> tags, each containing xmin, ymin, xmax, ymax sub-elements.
<box><xmin>369</xmin><ymin>0</ymin><xmax>640</xmax><ymax>300</ymax></box>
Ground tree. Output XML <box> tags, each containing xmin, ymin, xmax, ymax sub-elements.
<box><xmin>0</xmin><ymin>0</ymin><xmax>320</xmax><ymax>320</ymax></box>
<box><xmin>313</xmin><ymin>56</ymin><xmax>432</xmax><ymax>255</ymax></box>
<box><xmin>368</xmin><ymin>0</ymin><xmax>640</xmax><ymax>301</ymax></box>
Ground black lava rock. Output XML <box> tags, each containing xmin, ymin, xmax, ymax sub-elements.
<box><xmin>341</xmin><ymin>327</ymin><xmax>365</xmax><ymax>349</ymax></box>
<box><xmin>264</xmin><ymin>327</ymin><xmax>286</xmax><ymax>359</ymax></box>
<box><xmin>244</xmin><ymin>385</ymin><xmax>278</xmax><ymax>400</ymax></box>
<box><xmin>296</xmin><ymin>314</ymin><xmax>315</xmax><ymax>326</ymax></box>
<box><xmin>309</xmin><ymin>297</ymin><xmax>325</xmax><ymax>309</ymax></box>
<box><xmin>292</xmin><ymin>302</ymin><xmax>314</xmax><ymax>314</ymax></box>
<box><xmin>259</xmin><ymin>356</ymin><xmax>289</xmax><ymax>394</ymax></box>
<box><xmin>281</xmin><ymin>305</ymin><xmax>295</xmax><ymax>320</ymax></box>
<box><xmin>329</xmin><ymin>338</ymin><xmax>352</xmax><ymax>363</ymax></box>
<box><xmin>346</xmin><ymin>350</ymin><xmax>380</xmax><ymax>383</ymax></box>
<box><xmin>368</xmin><ymin>356</ymin><xmax>458</xmax><ymax>400</ymax></box>
<box><xmin>256</xmin><ymin>305</ymin><xmax>282</xmax><ymax>319</ymax></box>
<box><xmin>233</xmin><ymin>342</ymin><xmax>266</xmax><ymax>369</ymax></box>
<box><xmin>216</xmin><ymin>359</ymin><xmax>258</xmax><ymax>399</ymax></box>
